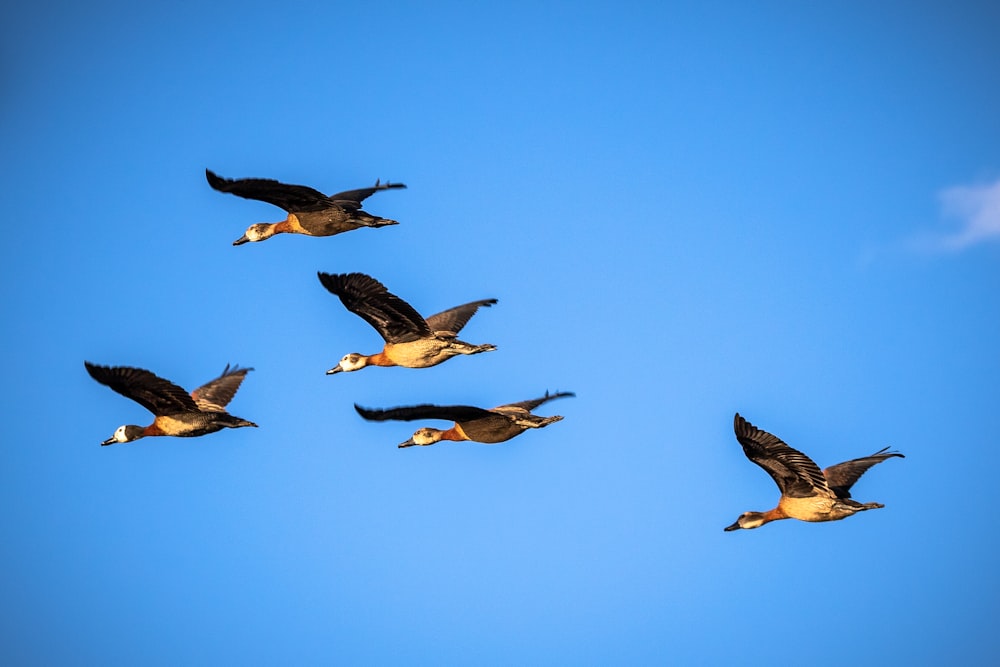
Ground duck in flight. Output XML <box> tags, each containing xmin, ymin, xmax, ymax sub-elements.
<box><xmin>85</xmin><ymin>362</ymin><xmax>257</xmax><ymax>445</ymax></box>
<box><xmin>725</xmin><ymin>413</ymin><xmax>903</xmax><ymax>531</ymax></box>
<box><xmin>206</xmin><ymin>169</ymin><xmax>405</xmax><ymax>245</ymax></box>
<box><xmin>318</xmin><ymin>272</ymin><xmax>497</xmax><ymax>374</ymax></box>
<box><xmin>355</xmin><ymin>391</ymin><xmax>574</xmax><ymax>447</ymax></box>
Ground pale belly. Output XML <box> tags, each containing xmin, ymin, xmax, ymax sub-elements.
<box><xmin>778</xmin><ymin>495</ymin><xmax>853</xmax><ymax>522</ymax></box>
<box><xmin>154</xmin><ymin>413</ymin><xmax>224</xmax><ymax>438</ymax></box>
<box><xmin>385</xmin><ymin>340</ymin><xmax>459</xmax><ymax>368</ymax></box>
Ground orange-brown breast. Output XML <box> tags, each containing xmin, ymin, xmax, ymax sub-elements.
<box><xmin>439</xmin><ymin>424</ymin><xmax>470</xmax><ymax>442</ymax></box>
<box><xmin>144</xmin><ymin>420</ymin><xmax>167</xmax><ymax>437</ymax></box>
<box><xmin>283</xmin><ymin>213</ymin><xmax>310</xmax><ymax>235</ymax></box>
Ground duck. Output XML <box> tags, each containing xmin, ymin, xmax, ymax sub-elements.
<box><xmin>85</xmin><ymin>362</ymin><xmax>257</xmax><ymax>445</ymax></box>
<box><xmin>725</xmin><ymin>413</ymin><xmax>903</xmax><ymax>531</ymax></box>
<box><xmin>206</xmin><ymin>169</ymin><xmax>405</xmax><ymax>245</ymax></box>
<box><xmin>355</xmin><ymin>391</ymin><xmax>574</xmax><ymax>447</ymax></box>
<box><xmin>317</xmin><ymin>272</ymin><xmax>497</xmax><ymax>374</ymax></box>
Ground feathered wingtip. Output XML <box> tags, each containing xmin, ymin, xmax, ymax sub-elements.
<box><xmin>373</xmin><ymin>178</ymin><xmax>407</xmax><ymax>190</ymax></box>
<box><xmin>870</xmin><ymin>445</ymin><xmax>905</xmax><ymax>458</ymax></box>
<box><xmin>544</xmin><ymin>390</ymin><xmax>576</xmax><ymax>400</ymax></box>
<box><xmin>205</xmin><ymin>168</ymin><xmax>228</xmax><ymax>190</ymax></box>
<box><xmin>217</xmin><ymin>363</ymin><xmax>255</xmax><ymax>377</ymax></box>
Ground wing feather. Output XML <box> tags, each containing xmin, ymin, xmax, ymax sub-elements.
<box><xmin>355</xmin><ymin>403</ymin><xmax>494</xmax><ymax>423</ymax></box>
<box><xmin>424</xmin><ymin>299</ymin><xmax>497</xmax><ymax>335</ymax></box>
<box><xmin>317</xmin><ymin>272</ymin><xmax>430</xmax><ymax>343</ymax></box>
<box><xmin>823</xmin><ymin>447</ymin><xmax>904</xmax><ymax>498</ymax></box>
<box><xmin>327</xmin><ymin>181</ymin><xmax>407</xmax><ymax>211</ymax></box>
<box><xmin>206</xmin><ymin>169</ymin><xmax>331</xmax><ymax>213</ymax></box>
<box><xmin>85</xmin><ymin>362</ymin><xmax>198</xmax><ymax>416</ymax></box>
<box><xmin>733</xmin><ymin>413</ymin><xmax>830</xmax><ymax>498</ymax></box>
<box><xmin>497</xmin><ymin>391</ymin><xmax>575</xmax><ymax>414</ymax></box>
<box><xmin>190</xmin><ymin>364</ymin><xmax>253</xmax><ymax>412</ymax></box>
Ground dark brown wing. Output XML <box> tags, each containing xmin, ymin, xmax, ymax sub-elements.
<box><xmin>317</xmin><ymin>272</ymin><xmax>431</xmax><ymax>343</ymax></box>
<box><xmin>733</xmin><ymin>413</ymin><xmax>831</xmax><ymax>498</ymax></box>
<box><xmin>190</xmin><ymin>364</ymin><xmax>253</xmax><ymax>412</ymax></box>
<box><xmin>206</xmin><ymin>169</ymin><xmax>332</xmax><ymax>213</ymax></box>
<box><xmin>823</xmin><ymin>447</ymin><xmax>904</xmax><ymax>498</ymax></box>
<box><xmin>85</xmin><ymin>362</ymin><xmax>198</xmax><ymax>416</ymax></box>
<box><xmin>327</xmin><ymin>181</ymin><xmax>407</xmax><ymax>212</ymax></box>
<box><xmin>355</xmin><ymin>403</ymin><xmax>494</xmax><ymax>423</ymax></box>
<box><xmin>499</xmin><ymin>391</ymin><xmax>575</xmax><ymax>413</ymax></box>
<box><xmin>425</xmin><ymin>299</ymin><xmax>498</xmax><ymax>335</ymax></box>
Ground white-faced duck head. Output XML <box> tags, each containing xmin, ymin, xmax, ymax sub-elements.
<box><xmin>233</xmin><ymin>223</ymin><xmax>275</xmax><ymax>246</ymax></box>
<box><xmin>399</xmin><ymin>427</ymin><xmax>445</xmax><ymax>448</ymax></box>
<box><xmin>724</xmin><ymin>511</ymin><xmax>767</xmax><ymax>532</ymax></box>
<box><xmin>102</xmin><ymin>424</ymin><xmax>146</xmax><ymax>446</ymax></box>
<box><xmin>326</xmin><ymin>353</ymin><xmax>368</xmax><ymax>375</ymax></box>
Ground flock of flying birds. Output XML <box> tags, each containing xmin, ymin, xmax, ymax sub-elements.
<box><xmin>85</xmin><ymin>170</ymin><xmax>903</xmax><ymax>532</ymax></box>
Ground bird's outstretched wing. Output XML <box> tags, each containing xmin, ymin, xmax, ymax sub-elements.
<box><xmin>317</xmin><ymin>272</ymin><xmax>430</xmax><ymax>343</ymax></box>
<box><xmin>85</xmin><ymin>362</ymin><xmax>198</xmax><ymax>416</ymax></box>
<box><xmin>823</xmin><ymin>447</ymin><xmax>904</xmax><ymax>498</ymax></box>
<box><xmin>206</xmin><ymin>169</ymin><xmax>332</xmax><ymax>213</ymax></box>
<box><xmin>355</xmin><ymin>403</ymin><xmax>494</xmax><ymax>423</ymax></box>
<box><xmin>497</xmin><ymin>391</ymin><xmax>575</xmax><ymax>414</ymax></box>
<box><xmin>733</xmin><ymin>413</ymin><xmax>830</xmax><ymax>498</ymax></box>
<box><xmin>190</xmin><ymin>364</ymin><xmax>253</xmax><ymax>412</ymax></box>
<box><xmin>425</xmin><ymin>299</ymin><xmax>497</xmax><ymax>335</ymax></box>
<box><xmin>327</xmin><ymin>181</ymin><xmax>407</xmax><ymax>211</ymax></box>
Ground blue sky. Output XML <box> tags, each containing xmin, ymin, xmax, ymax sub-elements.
<box><xmin>2</xmin><ymin>1</ymin><xmax>999</xmax><ymax>664</ymax></box>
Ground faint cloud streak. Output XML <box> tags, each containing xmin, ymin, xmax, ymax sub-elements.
<box><xmin>920</xmin><ymin>178</ymin><xmax>1000</xmax><ymax>252</ymax></box>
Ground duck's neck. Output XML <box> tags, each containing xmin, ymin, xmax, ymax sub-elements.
<box><xmin>271</xmin><ymin>219</ymin><xmax>295</xmax><ymax>235</ymax></box>
<box><xmin>142</xmin><ymin>422</ymin><xmax>164</xmax><ymax>437</ymax></box>
<box><xmin>365</xmin><ymin>351</ymin><xmax>396</xmax><ymax>367</ymax></box>
<box><xmin>761</xmin><ymin>506</ymin><xmax>788</xmax><ymax>524</ymax></box>
<box><xmin>439</xmin><ymin>424</ymin><xmax>469</xmax><ymax>442</ymax></box>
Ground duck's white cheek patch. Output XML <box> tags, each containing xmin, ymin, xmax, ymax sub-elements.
<box><xmin>115</xmin><ymin>425</ymin><xmax>129</xmax><ymax>442</ymax></box>
<box><xmin>340</xmin><ymin>355</ymin><xmax>364</xmax><ymax>372</ymax></box>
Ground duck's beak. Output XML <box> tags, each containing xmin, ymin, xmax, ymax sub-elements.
<box><xmin>398</xmin><ymin>438</ymin><xmax>416</xmax><ymax>448</ymax></box>
<box><xmin>724</xmin><ymin>521</ymin><xmax>741</xmax><ymax>532</ymax></box>
<box><xmin>101</xmin><ymin>436</ymin><xmax>116</xmax><ymax>446</ymax></box>
<box><xmin>326</xmin><ymin>365</ymin><xmax>342</xmax><ymax>375</ymax></box>
<box><xmin>232</xmin><ymin>234</ymin><xmax>250</xmax><ymax>246</ymax></box>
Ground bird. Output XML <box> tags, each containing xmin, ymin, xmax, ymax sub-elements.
<box><xmin>317</xmin><ymin>272</ymin><xmax>497</xmax><ymax>374</ymax></box>
<box><xmin>206</xmin><ymin>169</ymin><xmax>405</xmax><ymax>245</ymax></box>
<box><xmin>85</xmin><ymin>362</ymin><xmax>257</xmax><ymax>445</ymax></box>
<box><xmin>725</xmin><ymin>413</ymin><xmax>903</xmax><ymax>531</ymax></box>
<box><xmin>355</xmin><ymin>391</ymin><xmax>574</xmax><ymax>447</ymax></box>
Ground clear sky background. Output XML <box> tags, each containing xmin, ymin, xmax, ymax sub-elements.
<box><xmin>2</xmin><ymin>1</ymin><xmax>999</xmax><ymax>665</ymax></box>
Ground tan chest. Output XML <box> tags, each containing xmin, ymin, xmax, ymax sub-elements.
<box><xmin>384</xmin><ymin>340</ymin><xmax>451</xmax><ymax>368</ymax></box>
<box><xmin>777</xmin><ymin>495</ymin><xmax>838</xmax><ymax>522</ymax></box>
<box><xmin>152</xmin><ymin>414</ymin><xmax>200</xmax><ymax>436</ymax></box>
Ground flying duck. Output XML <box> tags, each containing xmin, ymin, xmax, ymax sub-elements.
<box><xmin>85</xmin><ymin>362</ymin><xmax>257</xmax><ymax>445</ymax></box>
<box><xmin>355</xmin><ymin>391</ymin><xmax>574</xmax><ymax>447</ymax></box>
<box><xmin>725</xmin><ymin>413</ymin><xmax>903</xmax><ymax>530</ymax></box>
<box><xmin>206</xmin><ymin>169</ymin><xmax>405</xmax><ymax>245</ymax></box>
<box><xmin>318</xmin><ymin>272</ymin><xmax>497</xmax><ymax>374</ymax></box>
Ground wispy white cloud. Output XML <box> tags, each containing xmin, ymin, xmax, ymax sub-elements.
<box><xmin>919</xmin><ymin>178</ymin><xmax>1000</xmax><ymax>252</ymax></box>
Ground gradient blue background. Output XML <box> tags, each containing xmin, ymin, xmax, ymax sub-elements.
<box><xmin>3</xmin><ymin>2</ymin><xmax>999</xmax><ymax>664</ymax></box>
